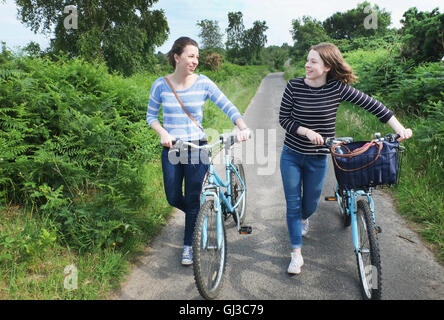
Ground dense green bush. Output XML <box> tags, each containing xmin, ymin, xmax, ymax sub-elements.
<box><xmin>343</xmin><ymin>46</ymin><xmax>444</xmax><ymax>116</ymax></box>
<box><xmin>389</xmin><ymin>62</ymin><xmax>444</xmax><ymax>115</ymax></box>
<box><xmin>0</xmin><ymin>54</ymin><xmax>160</xmax><ymax>253</ymax></box>
<box><xmin>400</xmin><ymin>7</ymin><xmax>444</xmax><ymax>63</ymax></box>
<box><xmin>343</xmin><ymin>47</ymin><xmax>402</xmax><ymax>96</ymax></box>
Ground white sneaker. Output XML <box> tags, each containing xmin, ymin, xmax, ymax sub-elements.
<box><xmin>302</xmin><ymin>219</ymin><xmax>310</xmax><ymax>237</ymax></box>
<box><xmin>287</xmin><ymin>252</ymin><xmax>304</xmax><ymax>274</ymax></box>
<box><xmin>181</xmin><ymin>246</ymin><xmax>193</xmax><ymax>266</ymax></box>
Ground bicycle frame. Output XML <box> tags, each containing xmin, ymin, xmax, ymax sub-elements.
<box><xmin>335</xmin><ymin>185</ymin><xmax>376</xmax><ymax>253</ymax></box>
<box><xmin>200</xmin><ymin>150</ymin><xmax>246</xmax><ymax>250</ymax></box>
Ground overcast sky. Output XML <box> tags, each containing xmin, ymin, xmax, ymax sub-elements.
<box><xmin>0</xmin><ymin>0</ymin><xmax>442</xmax><ymax>53</ymax></box>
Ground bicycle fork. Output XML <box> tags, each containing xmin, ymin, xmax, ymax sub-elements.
<box><xmin>200</xmin><ymin>188</ymin><xmax>224</xmax><ymax>251</ymax></box>
<box><xmin>326</xmin><ymin>189</ymin><xmax>381</xmax><ymax>253</ymax></box>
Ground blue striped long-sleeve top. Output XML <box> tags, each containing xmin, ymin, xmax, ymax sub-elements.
<box><xmin>147</xmin><ymin>74</ymin><xmax>242</xmax><ymax>141</ymax></box>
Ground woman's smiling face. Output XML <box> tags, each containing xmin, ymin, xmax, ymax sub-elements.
<box><xmin>305</xmin><ymin>49</ymin><xmax>330</xmax><ymax>81</ymax></box>
<box><xmin>175</xmin><ymin>45</ymin><xmax>199</xmax><ymax>75</ymax></box>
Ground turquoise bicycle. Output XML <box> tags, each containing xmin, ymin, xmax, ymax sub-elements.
<box><xmin>171</xmin><ymin>133</ymin><xmax>251</xmax><ymax>300</ymax></box>
<box><xmin>322</xmin><ymin>133</ymin><xmax>404</xmax><ymax>300</ymax></box>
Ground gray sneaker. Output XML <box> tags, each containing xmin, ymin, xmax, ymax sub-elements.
<box><xmin>181</xmin><ymin>246</ymin><xmax>193</xmax><ymax>265</ymax></box>
<box><xmin>302</xmin><ymin>219</ymin><xmax>310</xmax><ymax>237</ymax></box>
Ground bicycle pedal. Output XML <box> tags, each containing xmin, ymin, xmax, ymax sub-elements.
<box><xmin>239</xmin><ymin>226</ymin><xmax>252</xmax><ymax>235</ymax></box>
<box><xmin>325</xmin><ymin>196</ymin><xmax>337</xmax><ymax>201</ymax></box>
<box><xmin>375</xmin><ymin>226</ymin><xmax>382</xmax><ymax>233</ymax></box>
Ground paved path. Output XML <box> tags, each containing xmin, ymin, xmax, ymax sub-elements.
<box><xmin>117</xmin><ymin>73</ymin><xmax>444</xmax><ymax>300</ymax></box>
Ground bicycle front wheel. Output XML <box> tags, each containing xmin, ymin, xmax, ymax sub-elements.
<box><xmin>355</xmin><ymin>200</ymin><xmax>382</xmax><ymax>300</ymax></box>
<box><xmin>193</xmin><ymin>198</ymin><xmax>227</xmax><ymax>300</ymax></box>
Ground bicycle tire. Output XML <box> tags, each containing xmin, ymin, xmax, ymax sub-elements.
<box><xmin>355</xmin><ymin>200</ymin><xmax>382</xmax><ymax>300</ymax></box>
<box><xmin>230</xmin><ymin>159</ymin><xmax>247</xmax><ymax>225</ymax></box>
<box><xmin>192</xmin><ymin>198</ymin><xmax>227</xmax><ymax>300</ymax></box>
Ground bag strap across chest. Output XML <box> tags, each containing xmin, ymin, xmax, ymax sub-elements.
<box><xmin>163</xmin><ymin>76</ymin><xmax>204</xmax><ymax>132</ymax></box>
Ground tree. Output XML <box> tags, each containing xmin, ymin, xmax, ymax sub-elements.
<box><xmin>225</xmin><ymin>12</ymin><xmax>268</xmax><ymax>65</ymax></box>
<box><xmin>262</xmin><ymin>45</ymin><xmax>290</xmax><ymax>71</ymax></box>
<box><xmin>242</xmin><ymin>20</ymin><xmax>268</xmax><ymax>64</ymax></box>
<box><xmin>226</xmin><ymin>11</ymin><xmax>245</xmax><ymax>64</ymax></box>
<box><xmin>323</xmin><ymin>2</ymin><xmax>391</xmax><ymax>40</ymax></box>
<box><xmin>197</xmin><ymin>19</ymin><xmax>223</xmax><ymax>50</ymax></box>
<box><xmin>291</xmin><ymin>16</ymin><xmax>331</xmax><ymax>58</ymax></box>
<box><xmin>23</xmin><ymin>41</ymin><xmax>42</xmax><ymax>57</ymax></box>
<box><xmin>14</xmin><ymin>0</ymin><xmax>169</xmax><ymax>76</ymax></box>
<box><xmin>400</xmin><ymin>7</ymin><xmax>444</xmax><ymax>63</ymax></box>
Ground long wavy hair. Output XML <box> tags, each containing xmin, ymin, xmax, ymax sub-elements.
<box><xmin>310</xmin><ymin>43</ymin><xmax>358</xmax><ymax>84</ymax></box>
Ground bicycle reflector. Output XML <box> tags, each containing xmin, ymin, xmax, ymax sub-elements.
<box><xmin>325</xmin><ymin>196</ymin><xmax>337</xmax><ymax>201</ymax></box>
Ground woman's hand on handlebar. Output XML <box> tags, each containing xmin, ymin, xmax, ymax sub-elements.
<box><xmin>236</xmin><ymin>127</ymin><xmax>251</xmax><ymax>142</ymax></box>
<box><xmin>387</xmin><ymin>116</ymin><xmax>413</xmax><ymax>142</ymax></box>
<box><xmin>160</xmin><ymin>132</ymin><xmax>176</xmax><ymax>148</ymax></box>
<box><xmin>306</xmin><ymin>129</ymin><xmax>324</xmax><ymax>145</ymax></box>
<box><xmin>396</xmin><ymin>128</ymin><xmax>413</xmax><ymax>142</ymax></box>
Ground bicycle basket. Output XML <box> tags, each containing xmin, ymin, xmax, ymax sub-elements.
<box><xmin>330</xmin><ymin>140</ymin><xmax>403</xmax><ymax>190</ymax></box>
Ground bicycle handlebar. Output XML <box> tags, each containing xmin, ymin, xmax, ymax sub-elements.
<box><xmin>168</xmin><ymin>132</ymin><xmax>251</xmax><ymax>154</ymax></box>
<box><xmin>318</xmin><ymin>133</ymin><xmax>401</xmax><ymax>153</ymax></box>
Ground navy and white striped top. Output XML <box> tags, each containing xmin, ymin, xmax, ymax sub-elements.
<box><xmin>279</xmin><ymin>77</ymin><xmax>394</xmax><ymax>155</ymax></box>
<box><xmin>147</xmin><ymin>74</ymin><xmax>242</xmax><ymax>141</ymax></box>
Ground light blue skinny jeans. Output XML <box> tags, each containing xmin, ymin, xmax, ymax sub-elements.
<box><xmin>280</xmin><ymin>145</ymin><xmax>328</xmax><ymax>249</ymax></box>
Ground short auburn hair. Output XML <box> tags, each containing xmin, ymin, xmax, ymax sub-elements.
<box><xmin>309</xmin><ymin>43</ymin><xmax>358</xmax><ymax>84</ymax></box>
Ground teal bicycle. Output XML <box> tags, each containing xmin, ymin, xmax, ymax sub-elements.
<box><xmin>171</xmin><ymin>133</ymin><xmax>251</xmax><ymax>300</ymax></box>
<box><xmin>322</xmin><ymin>133</ymin><xmax>404</xmax><ymax>300</ymax></box>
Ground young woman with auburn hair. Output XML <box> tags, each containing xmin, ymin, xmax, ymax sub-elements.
<box><xmin>279</xmin><ymin>42</ymin><xmax>412</xmax><ymax>274</ymax></box>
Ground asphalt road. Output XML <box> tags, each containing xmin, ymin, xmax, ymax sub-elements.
<box><xmin>117</xmin><ymin>72</ymin><xmax>444</xmax><ymax>300</ymax></box>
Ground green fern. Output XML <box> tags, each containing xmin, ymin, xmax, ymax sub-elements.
<box><xmin>0</xmin><ymin>67</ymin><xmax>24</xmax><ymax>80</ymax></box>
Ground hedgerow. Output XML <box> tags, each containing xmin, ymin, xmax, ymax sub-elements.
<box><xmin>0</xmin><ymin>54</ymin><xmax>161</xmax><ymax>253</ymax></box>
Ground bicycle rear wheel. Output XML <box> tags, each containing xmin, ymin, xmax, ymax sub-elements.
<box><xmin>355</xmin><ymin>200</ymin><xmax>382</xmax><ymax>300</ymax></box>
<box><xmin>193</xmin><ymin>198</ymin><xmax>227</xmax><ymax>300</ymax></box>
<box><xmin>230</xmin><ymin>159</ymin><xmax>247</xmax><ymax>225</ymax></box>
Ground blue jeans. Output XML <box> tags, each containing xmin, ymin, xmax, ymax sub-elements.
<box><xmin>161</xmin><ymin>142</ymin><xmax>209</xmax><ymax>246</ymax></box>
<box><xmin>280</xmin><ymin>145</ymin><xmax>328</xmax><ymax>249</ymax></box>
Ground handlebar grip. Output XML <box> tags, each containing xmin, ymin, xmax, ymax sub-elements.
<box><xmin>221</xmin><ymin>132</ymin><xmax>251</xmax><ymax>146</ymax></box>
<box><xmin>233</xmin><ymin>132</ymin><xmax>252</xmax><ymax>143</ymax></box>
<box><xmin>167</xmin><ymin>139</ymin><xmax>180</xmax><ymax>154</ymax></box>
<box><xmin>159</xmin><ymin>139</ymin><xmax>177</xmax><ymax>147</ymax></box>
